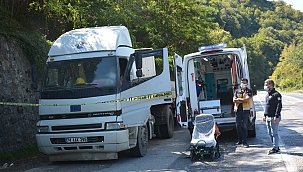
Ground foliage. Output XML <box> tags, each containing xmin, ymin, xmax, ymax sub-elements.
<box><xmin>29</xmin><ymin>0</ymin><xmax>220</xmax><ymax>56</ymax></box>
<box><xmin>136</xmin><ymin>0</ymin><xmax>219</xmax><ymax>56</ymax></box>
<box><xmin>0</xmin><ymin>7</ymin><xmax>24</xmax><ymax>34</ymax></box>
<box><xmin>0</xmin><ymin>0</ymin><xmax>36</xmax><ymax>30</ymax></box>
<box><xmin>0</xmin><ymin>32</ymin><xmax>51</xmax><ymax>77</ymax></box>
<box><xmin>29</xmin><ymin>0</ymin><xmax>116</xmax><ymax>40</ymax></box>
<box><xmin>208</xmin><ymin>27</ymin><xmax>233</xmax><ymax>45</ymax></box>
<box><xmin>0</xmin><ymin>4</ymin><xmax>51</xmax><ymax>78</ymax></box>
<box><xmin>215</xmin><ymin>0</ymin><xmax>303</xmax><ymax>88</ymax></box>
<box><xmin>15</xmin><ymin>33</ymin><xmax>51</xmax><ymax>77</ymax></box>
<box><xmin>271</xmin><ymin>43</ymin><xmax>303</xmax><ymax>90</ymax></box>
<box><xmin>1</xmin><ymin>0</ymin><xmax>303</xmax><ymax>90</ymax></box>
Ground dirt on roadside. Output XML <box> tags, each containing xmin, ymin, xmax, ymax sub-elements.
<box><xmin>0</xmin><ymin>153</ymin><xmax>49</xmax><ymax>172</ymax></box>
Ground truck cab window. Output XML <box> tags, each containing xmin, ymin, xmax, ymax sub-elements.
<box><xmin>125</xmin><ymin>49</ymin><xmax>164</xmax><ymax>86</ymax></box>
<box><xmin>42</xmin><ymin>56</ymin><xmax>119</xmax><ymax>93</ymax></box>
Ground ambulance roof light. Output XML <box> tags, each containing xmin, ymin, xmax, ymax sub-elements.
<box><xmin>198</xmin><ymin>43</ymin><xmax>227</xmax><ymax>52</ymax></box>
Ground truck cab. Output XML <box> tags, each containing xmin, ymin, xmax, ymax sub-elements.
<box><xmin>35</xmin><ymin>26</ymin><xmax>176</xmax><ymax>161</ymax></box>
<box><xmin>174</xmin><ymin>43</ymin><xmax>256</xmax><ymax>137</ymax></box>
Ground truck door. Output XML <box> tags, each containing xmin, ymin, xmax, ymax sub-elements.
<box><xmin>174</xmin><ymin>53</ymin><xmax>187</xmax><ymax>127</ymax></box>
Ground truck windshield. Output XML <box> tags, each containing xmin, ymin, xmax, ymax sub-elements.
<box><xmin>42</xmin><ymin>56</ymin><xmax>118</xmax><ymax>91</ymax></box>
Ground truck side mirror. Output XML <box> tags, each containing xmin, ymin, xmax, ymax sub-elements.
<box><xmin>133</xmin><ymin>51</ymin><xmax>143</xmax><ymax>77</ymax></box>
<box><xmin>136</xmin><ymin>69</ymin><xmax>143</xmax><ymax>77</ymax></box>
<box><xmin>135</xmin><ymin>51</ymin><xmax>142</xmax><ymax>69</ymax></box>
<box><xmin>31</xmin><ymin>65</ymin><xmax>38</xmax><ymax>90</ymax></box>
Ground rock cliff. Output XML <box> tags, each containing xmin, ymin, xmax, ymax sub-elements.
<box><xmin>0</xmin><ymin>35</ymin><xmax>40</xmax><ymax>151</ymax></box>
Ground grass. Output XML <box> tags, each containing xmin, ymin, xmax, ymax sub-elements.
<box><xmin>0</xmin><ymin>144</ymin><xmax>40</xmax><ymax>164</ymax></box>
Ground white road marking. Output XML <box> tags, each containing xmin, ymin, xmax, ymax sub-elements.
<box><xmin>281</xmin><ymin>94</ymin><xmax>303</xmax><ymax>104</ymax></box>
<box><xmin>255</xmin><ymin>95</ymin><xmax>298</xmax><ymax>172</ymax></box>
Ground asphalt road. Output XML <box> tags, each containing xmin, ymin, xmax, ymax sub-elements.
<box><xmin>25</xmin><ymin>90</ymin><xmax>303</xmax><ymax>172</ymax></box>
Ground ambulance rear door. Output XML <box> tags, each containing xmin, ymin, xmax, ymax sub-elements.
<box><xmin>174</xmin><ymin>53</ymin><xmax>188</xmax><ymax>127</ymax></box>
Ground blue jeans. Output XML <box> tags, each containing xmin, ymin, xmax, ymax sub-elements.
<box><xmin>236</xmin><ymin>111</ymin><xmax>249</xmax><ymax>143</ymax></box>
<box><xmin>266</xmin><ymin>117</ymin><xmax>281</xmax><ymax>149</ymax></box>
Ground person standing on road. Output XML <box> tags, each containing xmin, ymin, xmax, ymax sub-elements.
<box><xmin>233</xmin><ymin>78</ymin><xmax>252</xmax><ymax>148</ymax></box>
<box><xmin>263</xmin><ymin>79</ymin><xmax>282</xmax><ymax>155</ymax></box>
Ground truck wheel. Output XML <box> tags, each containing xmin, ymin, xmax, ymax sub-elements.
<box><xmin>154</xmin><ymin>125</ymin><xmax>162</xmax><ymax>138</ymax></box>
<box><xmin>159</xmin><ymin>107</ymin><xmax>174</xmax><ymax>138</ymax></box>
<box><xmin>130</xmin><ymin>125</ymin><xmax>148</xmax><ymax>157</ymax></box>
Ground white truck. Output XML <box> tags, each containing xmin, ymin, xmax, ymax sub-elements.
<box><xmin>174</xmin><ymin>43</ymin><xmax>256</xmax><ymax>137</ymax></box>
<box><xmin>34</xmin><ymin>26</ymin><xmax>179</xmax><ymax>161</ymax></box>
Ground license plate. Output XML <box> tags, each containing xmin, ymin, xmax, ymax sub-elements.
<box><xmin>65</xmin><ymin>137</ymin><xmax>87</xmax><ymax>143</ymax></box>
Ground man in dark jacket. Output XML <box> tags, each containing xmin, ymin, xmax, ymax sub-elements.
<box><xmin>263</xmin><ymin>79</ymin><xmax>282</xmax><ymax>155</ymax></box>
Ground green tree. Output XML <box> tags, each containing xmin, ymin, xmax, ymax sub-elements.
<box><xmin>272</xmin><ymin>43</ymin><xmax>303</xmax><ymax>90</ymax></box>
<box><xmin>3</xmin><ymin>0</ymin><xmax>303</xmax><ymax>90</ymax></box>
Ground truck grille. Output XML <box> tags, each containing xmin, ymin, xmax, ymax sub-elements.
<box><xmin>52</xmin><ymin>124</ymin><xmax>102</xmax><ymax>131</ymax></box>
<box><xmin>40</xmin><ymin>110</ymin><xmax>121</xmax><ymax>120</ymax></box>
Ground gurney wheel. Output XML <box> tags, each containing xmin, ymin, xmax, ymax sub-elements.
<box><xmin>190</xmin><ymin>151</ymin><xmax>195</xmax><ymax>161</ymax></box>
<box><xmin>214</xmin><ymin>144</ymin><xmax>220</xmax><ymax>159</ymax></box>
<box><xmin>215</xmin><ymin>152</ymin><xmax>220</xmax><ymax>159</ymax></box>
<box><xmin>190</xmin><ymin>150</ymin><xmax>195</xmax><ymax>161</ymax></box>
<box><xmin>211</xmin><ymin>152</ymin><xmax>215</xmax><ymax>161</ymax></box>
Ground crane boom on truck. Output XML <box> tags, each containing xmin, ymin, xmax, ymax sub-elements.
<box><xmin>33</xmin><ymin>26</ymin><xmax>178</xmax><ymax>161</ymax></box>
<box><xmin>174</xmin><ymin>43</ymin><xmax>256</xmax><ymax>137</ymax></box>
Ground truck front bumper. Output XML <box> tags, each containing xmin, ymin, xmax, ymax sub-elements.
<box><xmin>36</xmin><ymin>129</ymin><xmax>129</xmax><ymax>160</ymax></box>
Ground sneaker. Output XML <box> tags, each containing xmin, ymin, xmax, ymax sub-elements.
<box><xmin>235</xmin><ymin>142</ymin><xmax>242</xmax><ymax>146</ymax></box>
<box><xmin>243</xmin><ymin>143</ymin><xmax>249</xmax><ymax>148</ymax></box>
<box><xmin>268</xmin><ymin>148</ymin><xmax>279</xmax><ymax>155</ymax></box>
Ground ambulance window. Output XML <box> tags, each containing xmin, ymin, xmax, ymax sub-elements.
<box><xmin>235</xmin><ymin>55</ymin><xmax>243</xmax><ymax>80</ymax></box>
<box><xmin>177</xmin><ymin>66</ymin><xmax>183</xmax><ymax>96</ymax></box>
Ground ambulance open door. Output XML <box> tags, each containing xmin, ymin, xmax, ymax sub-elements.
<box><xmin>174</xmin><ymin>53</ymin><xmax>188</xmax><ymax>127</ymax></box>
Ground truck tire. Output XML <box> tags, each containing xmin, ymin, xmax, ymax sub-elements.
<box><xmin>154</xmin><ymin>125</ymin><xmax>162</xmax><ymax>138</ymax></box>
<box><xmin>130</xmin><ymin>125</ymin><xmax>148</xmax><ymax>157</ymax></box>
<box><xmin>159</xmin><ymin>106</ymin><xmax>174</xmax><ymax>139</ymax></box>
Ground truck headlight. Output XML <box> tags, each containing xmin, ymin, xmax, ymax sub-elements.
<box><xmin>37</xmin><ymin>126</ymin><xmax>50</xmax><ymax>132</ymax></box>
<box><xmin>105</xmin><ymin>122</ymin><xmax>124</xmax><ymax>130</ymax></box>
